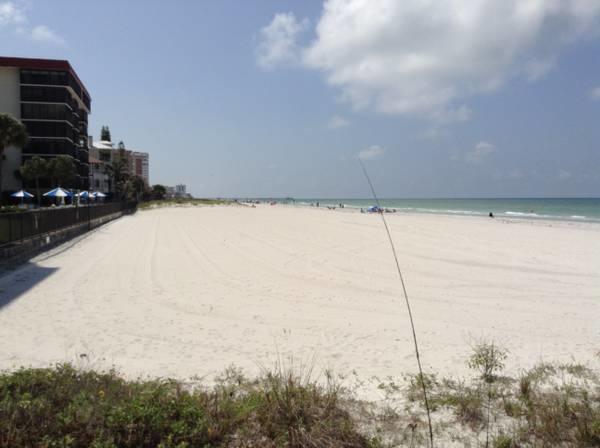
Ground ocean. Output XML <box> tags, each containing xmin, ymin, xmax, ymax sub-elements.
<box><xmin>292</xmin><ymin>198</ymin><xmax>600</xmax><ymax>223</ymax></box>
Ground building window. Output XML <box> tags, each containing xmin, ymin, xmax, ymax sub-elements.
<box><xmin>21</xmin><ymin>102</ymin><xmax>74</xmax><ymax>122</ymax></box>
<box><xmin>20</xmin><ymin>85</ymin><xmax>69</xmax><ymax>103</ymax></box>
<box><xmin>21</xmin><ymin>69</ymin><xmax>68</xmax><ymax>86</ymax></box>
<box><xmin>24</xmin><ymin>138</ymin><xmax>76</xmax><ymax>156</ymax></box>
<box><xmin>24</xmin><ymin>121</ymin><xmax>74</xmax><ymax>139</ymax></box>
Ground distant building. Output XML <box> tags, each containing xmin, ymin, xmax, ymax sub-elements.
<box><xmin>165</xmin><ymin>184</ymin><xmax>190</xmax><ymax>199</ymax></box>
<box><xmin>0</xmin><ymin>56</ymin><xmax>91</xmax><ymax>194</ymax></box>
<box><xmin>89</xmin><ymin>140</ymin><xmax>113</xmax><ymax>192</ymax></box>
<box><xmin>90</xmin><ymin>140</ymin><xmax>149</xmax><ymax>192</ymax></box>
<box><xmin>129</xmin><ymin>151</ymin><xmax>149</xmax><ymax>186</ymax></box>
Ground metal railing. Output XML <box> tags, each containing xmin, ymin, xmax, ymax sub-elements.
<box><xmin>0</xmin><ymin>202</ymin><xmax>137</xmax><ymax>247</ymax></box>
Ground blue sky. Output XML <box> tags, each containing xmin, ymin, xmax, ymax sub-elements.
<box><xmin>1</xmin><ymin>0</ymin><xmax>599</xmax><ymax>198</ymax></box>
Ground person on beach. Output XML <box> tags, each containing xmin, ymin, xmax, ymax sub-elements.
<box><xmin>489</xmin><ymin>212</ymin><xmax>494</xmax><ymax>218</ymax></box>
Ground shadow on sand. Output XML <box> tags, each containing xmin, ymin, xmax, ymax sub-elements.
<box><xmin>0</xmin><ymin>262</ymin><xmax>59</xmax><ymax>310</ymax></box>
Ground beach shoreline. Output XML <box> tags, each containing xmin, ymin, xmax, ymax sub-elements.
<box><xmin>1</xmin><ymin>204</ymin><xmax>598</xmax><ymax>399</ymax></box>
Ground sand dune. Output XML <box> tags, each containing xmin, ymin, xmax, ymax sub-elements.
<box><xmin>1</xmin><ymin>205</ymin><xmax>598</xmax><ymax>397</ymax></box>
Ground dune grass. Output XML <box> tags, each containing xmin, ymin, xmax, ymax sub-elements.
<box><xmin>138</xmin><ymin>198</ymin><xmax>231</xmax><ymax>210</ymax></box>
<box><xmin>0</xmin><ymin>364</ymin><xmax>379</xmax><ymax>448</ymax></box>
<box><xmin>1</xmin><ymin>346</ymin><xmax>599</xmax><ymax>447</ymax></box>
<box><xmin>375</xmin><ymin>344</ymin><xmax>600</xmax><ymax>447</ymax></box>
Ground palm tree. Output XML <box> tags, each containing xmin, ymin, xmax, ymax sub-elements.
<box><xmin>48</xmin><ymin>155</ymin><xmax>77</xmax><ymax>187</ymax></box>
<box><xmin>126</xmin><ymin>175</ymin><xmax>146</xmax><ymax>201</ymax></box>
<box><xmin>110</xmin><ymin>149</ymin><xmax>130</xmax><ymax>200</ymax></box>
<box><xmin>0</xmin><ymin>113</ymin><xmax>28</xmax><ymax>197</ymax></box>
<box><xmin>20</xmin><ymin>156</ymin><xmax>47</xmax><ymax>206</ymax></box>
<box><xmin>151</xmin><ymin>184</ymin><xmax>167</xmax><ymax>200</ymax></box>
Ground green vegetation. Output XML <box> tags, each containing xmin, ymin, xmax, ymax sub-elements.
<box><xmin>100</xmin><ymin>125</ymin><xmax>111</xmax><ymax>142</ymax></box>
<box><xmin>18</xmin><ymin>154</ymin><xmax>78</xmax><ymax>196</ymax></box>
<box><xmin>139</xmin><ymin>198</ymin><xmax>230</xmax><ymax>210</ymax></box>
<box><xmin>106</xmin><ymin>148</ymin><xmax>131</xmax><ymax>200</ymax></box>
<box><xmin>0</xmin><ymin>113</ymin><xmax>28</xmax><ymax>198</ymax></box>
<box><xmin>391</xmin><ymin>343</ymin><xmax>600</xmax><ymax>447</ymax></box>
<box><xmin>151</xmin><ymin>184</ymin><xmax>167</xmax><ymax>200</ymax></box>
<box><xmin>0</xmin><ymin>205</ymin><xmax>27</xmax><ymax>213</ymax></box>
<box><xmin>19</xmin><ymin>156</ymin><xmax>47</xmax><ymax>206</ymax></box>
<box><xmin>47</xmin><ymin>154</ymin><xmax>77</xmax><ymax>187</ymax></box>
<box><xmin>0</xmin><ymin>364</ymin><xmax>378</xmax><ymax>448</ymax></box>
<box><xmin>1</xmin><ymin>346</ymin><xmax>598</xmax><ymax>447</ymax></box>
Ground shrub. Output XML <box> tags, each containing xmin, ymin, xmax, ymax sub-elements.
<box><xmin>0</xmin><ymin>364</ymin><xmax>378</xmax><ymax>448</ymax></box>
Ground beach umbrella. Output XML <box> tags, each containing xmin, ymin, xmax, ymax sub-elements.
<box><xmin>43</xmin><ymin>187</ymin><xmax>72</xmax><ymax>198</ymax></box>
<box><xmin>11</xmin><ymin>189</ymin><xmax>34</xmax><ymax>206</ymax></box>
<box><xmin>92</xmin><ymin>191</ymin><xmax>106</xmax><ymax>198</ymax></box>
<box><xmin>11</xmin><ymin>190</ymin><xmax>34</xmax><ymax>199</ymax></box>
<box><xmin>43</xmin><ymin>187</ymin><xmax>72</xmax><ymax>205</ymax></box>
<box><xmin>75</xmin><ymin>191</ymin><xmax>90</xmax><ymax>205</ymax></box>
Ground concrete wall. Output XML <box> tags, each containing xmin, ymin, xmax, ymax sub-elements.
<box><xmin>0</xmin><ymin>67</ymin><xmax>22</xmax><ymax>192</ymax></box>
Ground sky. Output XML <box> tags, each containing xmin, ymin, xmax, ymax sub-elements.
<box><xmin>1</xmin><ymin>0</ymin><xmax>599</xmax><ymax>198</ymax></box>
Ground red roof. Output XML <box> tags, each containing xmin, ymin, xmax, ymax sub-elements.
<box><xmin>0</xmin><ymin>56</ymin><xmax>90</xmax><ymax>100</ymax></box>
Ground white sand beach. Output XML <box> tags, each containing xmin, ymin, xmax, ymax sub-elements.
<box><xmin>0</xmin><ymin>205</ymin><xmax>598</xmax><ymax>397</ymax></box>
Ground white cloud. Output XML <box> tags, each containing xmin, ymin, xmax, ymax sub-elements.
<box><xmin>256</xmin><ymin>12</ymin><xmax>308</xmax><ymax>69</ymax></box>
<box><xmin>509</xmin><ymin>168</ymin><xmax>524</xmax><ymax>179</ymax></box>
<box><xmin>0</xmin><ymin>1</ymin><xmax>25</xmax><ymax>26</ymax></box>
<box><xmin>492</xmin><ymin>168</ymin><xmax>524</xmax><ymax>180</ymax></box>
<box><xmin>327</xmin><ymin>114</ymin><xmax>349</xmax><ymax>129</ymax></box>
<box><xmin>558</xmin><ymin>169</ymin><xmax>572</xmax><ymax>180</ymax></box>
<box><xmin>525</xmin><ymin>58</ymin><xmax>556</xmax><ymax>82</ymax></box>
<box><xmin>30</xmin><ymin>25</ymin><xmax>64</xmax><ymax>45</ymax></box>
<box><xmin>0</xmin><ymin>2</ymin><xmax>65</xmax><ymax>45</ymax></box>
<box><xmin>299</xmin><ymin>0</ymin><xmax>600</xmax><ymax>120</ymax></box>
<box><xmin>358</xmin><ymin>145</ymin><xmax>385</xmax><ymax>160</ymax></box>
<box><xmin>590</xmin><ymin>86</ymin><xmax>600</xmax><ymax>100</ymax></box>
<box><xmin>465</xmin><ymin>141</ymin><xmax>495</xmax><ymax>164</ymax></box>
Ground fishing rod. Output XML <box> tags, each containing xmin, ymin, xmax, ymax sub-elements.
<box><xmin>358</xmin><ymin>158</ymin><xmax>434</xmax><ymax>448</ymax></box>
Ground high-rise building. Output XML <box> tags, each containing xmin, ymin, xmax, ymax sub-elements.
<box><xmin>90</xmin><ymin>139</ymin><xmax>150</xmax><ymax>192</ymax></box>
<box><xmin>0</xmin><ymin>56</ymin><xmax>91</xmax><ymax>193</ymax></box>
<box><xmin>89</xmin><ymin>139</ymin><xmax>114</xmax><ymax>193</ymax></box>
<box><xmin>129</xmin><ymin>151</ymin><xmax>150</xmax><ymax>186</ymax></box>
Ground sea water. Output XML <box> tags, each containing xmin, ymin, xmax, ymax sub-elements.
<box><xmin>294</xmin><ymin>198</ymin><xmax>600</xmax><ymax>223</ymax></box>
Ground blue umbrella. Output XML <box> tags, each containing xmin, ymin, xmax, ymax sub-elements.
<box><xmin>43</xmin><ymin>187</ymin><xmax>73</xmax><ymax>198</ymax></box>
<box><xmin>11</xmin><ymin>189</ymin><xmax>34</xmax><ymax>206</ymax></box>
<box><xmin>11</xmin><ymin>190</ymin><xmax>34</xmax><ymax>198</ymax></box>
<box><xmin>43</xmin><ymin>187</ymin><xmax>73</xmax><ymax>205</ymax></box>
<box><xmin>77</xmin><ymin>191</ymin><xmax>90</xmax><ymax>199</ymax></box>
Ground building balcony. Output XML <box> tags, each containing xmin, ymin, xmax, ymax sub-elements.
<box><xmin>77</xmin><ymin>148</ymin><xmax>89</xmax><ymax>164</ymax></box>
<box><xmin>23</xmin><ymin>139</ymin><xmax>77</xmax><ymax>157</ymax></box>
<box><xmin>20</xmin><ymin>69</ymin><xmax>90</xmax><ymax>112</ymax></box>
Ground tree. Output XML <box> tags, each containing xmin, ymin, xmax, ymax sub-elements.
<box><xmin>20</xmin><ymin>156</ymin><xmax>47</xmax><ymax>205</ymax></box>
<box><xmin>151</xmin><ymin>184</ymin><xmax>167</xmax><ymax>200</ymax></box>
<box><xmin>105</xmin><ymin>148</ymin><xmax>130</xmax><ymax>199</ymax></box>
<box><xmin>121</xmin><ymin>175</ymin><xmax>147</xmax><ymax>202</ymax></box>
<box><xmin>100</xmin><ymin>126</ymin><xmax>111</xmax><ymax>142</ymax></box>
<box><xmin>0</xmin><ymin>113</ymin><xmax>28</xmax><ymax>196</ymax></box>
<box><xmin>48</xmin><ymin>155</ymin><xmax>77</xmax><ymax>187</ymax></box>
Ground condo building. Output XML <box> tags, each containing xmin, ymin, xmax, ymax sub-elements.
<box><xmin>0</xmin><ymin>56</ymin><xmax>91</xmax><ymax>193</ymax></box>
<box><xmin>90</xmin><ymin>140</ymin><xmax>150</xmax><ymax>192</ymax></box>
<box><xmin>129</xmin><ymin>151</ymin><xmax>150</xmax><ymax>186</ymax></box>
<box><xmin>89</xmin><ymin>139</ymin><xmax>113</xmax><ymax>193</ymax></box>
